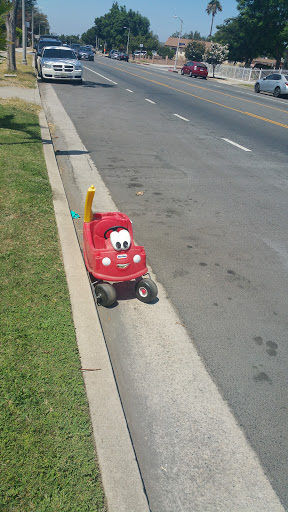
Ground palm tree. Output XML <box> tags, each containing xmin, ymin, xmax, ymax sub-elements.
<box><xmin>206</xmin><ymin>0</ymin><xmax>222</xmax><ymax>37</ymax></box>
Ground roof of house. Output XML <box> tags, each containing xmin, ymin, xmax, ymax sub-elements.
<box><xmin>164</xmin><ymin>37</ymin><xmax>212</xmax><ymax>50</ymax></box>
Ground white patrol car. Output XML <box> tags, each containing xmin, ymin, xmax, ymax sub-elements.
<box><xmin>38</xmin><ymin>46</ymin><xmax>83</xmax><ymax>82</ymax></box>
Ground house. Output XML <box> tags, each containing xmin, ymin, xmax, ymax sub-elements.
<box><xmin>164</xmin><ymin>37</ymin><xmax>212</xmax><ymax>60</ymax></box>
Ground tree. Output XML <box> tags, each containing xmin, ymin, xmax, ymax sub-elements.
<box><xmin>185</xmin><ymin>40</ymin><xmax>206</xmax><ymax>61</ymax></box>
<box><xmin>204</xmin><ymin>42</ymin><xmax>228</xmax><ymax>76</ymax></box>
<box><xmin>158</xmin><ymin>45</ymin><xmax>174</xmax><ymax>59</ymax></box>
<box><xmin>236</xmin><ymin>0</ymin><xmax>288</xmax><ymax>67</ymax></box>
<box><xmin>5</xmin><ymin>0</ymin><xmax>18</xmax><ymax>70</ymax></box>
<box><xmin>0</xmin><ymin>0</ymin><xmax>11</xmax><ymax>51</ymax></box>
<box><xmin>206</xmin><ymin>0</ymin><xmax>222</xmax><ymax>37</ymax></box>
<box><xmin>84</xmin><ymin>2</ymin><xmax>156</xmax><ymax>52</ymax></box>
<box><xmin>82</xmin><ymin>27</ymin><xmax>96</xmax><ymax>46</ymax></box>
<box><xmin>214</xmin><ymin>16</ymin><xmax>257</xmax><ymax>65</ymax></box>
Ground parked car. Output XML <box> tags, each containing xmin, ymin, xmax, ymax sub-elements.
<box><xmin>38</xmin><ymin>46</ymin><xmax>83</xmax><ymax>82</ymax></box>
<box><xmin>181</xmin><ymin>61</ymin><xmax>208</xmax><ymax>79</ymax></box>
<box><xmin>254</xmin><ymin>73</ymin><xmax>288</xmax><ymax>97</ymax></box>
<box><xmin>111</xmin><ymin>51</ymin><xmax>120</xmax><ymax>59</ymax></box>
<box><xmin>133</xmin><ymin>50</ymin><xmax>147</xmax><ymax>58</ymax></box>
<box><xmin>108</xmin><ymin>49</ymin><xmax>118</xmax><ymax>58</ymax></box>
<box><xmin>78</xmin><ymin>46</ymin><xmax>94</xmax><ymax>61</ymax></box>
<box><xmin>69</xmin><ymin>44</ymin><xmax>81</xmax><ymax>57</ymax></box>
<box><xmin>117</xmin><ymin>52</ymin><xmax>129</xmax><ymax>62</ymax></box>
<box><xmin>35</xmin><ymin>38</ymin><xmax>62</xmax><ymax>70</ymax></box>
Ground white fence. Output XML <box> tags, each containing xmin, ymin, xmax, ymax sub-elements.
<box><xmin>206</xmin><ymin>63</ymin><xmax>288</xmax><ymax>82</ymax></box>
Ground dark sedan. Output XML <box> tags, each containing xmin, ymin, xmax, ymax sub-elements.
<box><xmin>117</xmin><ymin>52</ymin><xmax>129</xmax><ymax>62</ymax></box>
<box><xmin>78</xmin><ymin>46</ymin><xmax>94</xmax><ymax>61</ymax></box>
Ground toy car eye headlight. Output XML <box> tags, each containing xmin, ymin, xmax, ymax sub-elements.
<box><xmin>110</xmin><ymin>230</ymin><xmax>131</xmax><ymax>251</ymax></box>
<box><xmin>119</xmin><ymin>230</ymin><xmax>131</xmax><ymax>250</ymax></box>
<box><xmin>110</xmin><ymin>231</ymin><xmax>122</xmax><ymax>251</ymax></box>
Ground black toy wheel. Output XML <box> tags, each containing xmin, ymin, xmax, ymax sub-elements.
<box><xmin>95</xmin><ymin>283</ymin><xmax>116</xmax><ymax>307</ymax></box>
<box><xmin>135</xmin><ymin>279</ymin><xmax>158</xmax><ymax>303</ymax></box>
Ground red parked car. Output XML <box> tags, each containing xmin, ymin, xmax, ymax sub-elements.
<box><xmin>181</xmin><ymin>61</ymin><xmax>208</xmax><ymax>79</ymax></box>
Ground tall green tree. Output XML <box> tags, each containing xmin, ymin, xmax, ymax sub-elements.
<box><xmin>214</xmin><ymin>0</ymin><xmax>288</xmax><ymax>67</ymax></box>
<box><xmin>185</xmin><ymin>40</ymin><xmax>206</xmax><ymax>61</ymax></box>
<box><xmin>0</xmin><ymin>0</ymin><xmax>11</xmax><ymax>50</ymax></box>
<box><xmin>236</xmin><ymin>0</ymin><xmax>288</xmax><ymax>67</ymax></box>
<box><xmin>206</xmin><ymin>0</ymin><xmax>222</xmax><ymax>37</ymax></box>
<box><xmin>214</xmin><ymin>16</ymin><xmax>257</xmax><ymax>65</ymax></box>
<box><xmin>85</xmin><ymin>2</ymin><xmax>158</xmax><ymax>52</ymax></box>
<box><xmin>5</xmin><ymin>0</ymin><xmax>18</xmax><ymax>70</ymax></box>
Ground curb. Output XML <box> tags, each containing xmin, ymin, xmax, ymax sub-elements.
<box><xmin>38</xmin><ymin>95</ymin><xmax>150</xmax><ymax>512</ymax></box>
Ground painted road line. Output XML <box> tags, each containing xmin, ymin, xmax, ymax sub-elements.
<box><xmin>83</xmin><ymin>66</ymin><xmax>118</xmax><ymax>84</ymax></box>
<box><xmin>174</xmin><ymin>113</ymin><xmax>190</xmax><ymax>122</ymax></box>
<box><xmin>145</xmin><ymin>98</ymin><xmax>156</xmax><ymax>104</ymax></box>
<box><xmin>98</xmin><ymin>61</ymin><xmax>288</xmax><ymax>121</ymax></box>
<box><xmin>126</xmin><ymin>89</ymin><xmax>133</xmax><ymax>92</ymax></box>
<box><xmin>222</xmin><ymin>138</ymin><xmax>252</xmax><ymax>152</ymax></box>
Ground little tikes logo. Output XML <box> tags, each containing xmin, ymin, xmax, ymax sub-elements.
<box><xmin>117</xmin><ymin>254</ymin><xmax>127</xmax><ymax>259</ymax></box>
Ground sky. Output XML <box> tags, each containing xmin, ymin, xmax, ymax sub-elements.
<box><xmin>37</xmin><ymin>0</ymin><xmax>239</xmax><ymax>42</ymax></box>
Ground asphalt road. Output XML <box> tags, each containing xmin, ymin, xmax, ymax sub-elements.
<box><xmin>40</xmin><ymin>58</ymin><xmax>288</xmax><ymax>510</ymax></box>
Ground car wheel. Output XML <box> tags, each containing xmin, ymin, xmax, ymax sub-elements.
<box><xmin>254</xmin><ymin>83</ymin><xmax>260</xmax><ymax>93</ymax></box>
<box><xmin>189</xmin><ymin>71</ymin><xmax>193</xmax><ymax>77</ymax></box>
<box><xmin>135</xmin><ymin>279</ymin><xmax>158</xmax><ymax>303</ymax></box>
<box><xmin>181</xmin><ymin>69</ymin><xmax>184</xmax><ymax>75</ymax></box>
<box><xmin>95</xmin><ymin>283</ymin><xmax>116</xmax><ymax>307</ymax></box>
<box><xmin>273</xmin><ymin>86</ymin><xmax>281</xmax><ymax>98</ymax></box>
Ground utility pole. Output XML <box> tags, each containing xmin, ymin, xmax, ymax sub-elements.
<box><xmin>31</xmin><ymin>7</ymin><xmax>34</xmax><ymax>48</ymax></box>
<box><xmin>173</xmin><ymin>16</ymin><xmax>183</xmax><ymax>72</ymax></box>
<box><xmin>22</xmin><ymin>0</ymin><xmax>27</xmax><ymax>64</ymax></box>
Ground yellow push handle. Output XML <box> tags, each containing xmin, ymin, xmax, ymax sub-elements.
<box><xmin>84</xmin><ymin>185</ymin><xmax>96</xmax><ymax>222</ymax></box>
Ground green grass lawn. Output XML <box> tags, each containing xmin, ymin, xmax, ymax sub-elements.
<box><xmin>0</xmin><ymin>99</ymin><xmax>106</xmax><ymax>511</ymax></box>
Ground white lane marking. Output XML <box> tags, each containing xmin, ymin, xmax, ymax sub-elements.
<box><xmin>83</xmin><ymin>66</ymin><xmax>118</xmax><ymax>84</ymax></box>
<box><xmin>222</xmin><ymin>138</ymin><xmax>251</xmax><ymax>152</ymax></box>
<box><xmin>173</xmin><ymin>113</ymin><xmax>189</xmax><ymax>122</ymax></box>
<box><xmin>126</xmin><ymin>88</ymin><xmax>133</xmax><ymax>92</ymax></box>
<box><xmin>145</xmin><ymin>98</ymin><xmax>156</xmax><ymax>104</ymax></box>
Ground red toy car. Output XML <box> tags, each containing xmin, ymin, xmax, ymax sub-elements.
<box><xmin>83</xmin><ymin>185</ymin><xmax>158</xmax><ymax>306</ymax></box>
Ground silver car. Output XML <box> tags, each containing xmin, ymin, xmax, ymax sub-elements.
<box><xmin>38</xmin><ymin>46</ymin><xmax>83</xmax><ymax>82</ymax></box>
<box><xmin>254</xmin><ymin>73</ymin><xmax>288</xmax><ymax>97</ymax></box>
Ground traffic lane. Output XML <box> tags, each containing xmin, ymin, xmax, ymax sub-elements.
<box><xmin>49</xmin><ymin>77</ymin><xmax>288</xmax><ymax>505</ymax></box>
<box><xmin>84</xmin><ymin>60</ymin><xmax>288</xmax><ymax>156</ymax></box>
<box><xmin>83</xmin><ymin>61</ymin><xmax>288</xmax><ymax>161</ymax></box>
<box><xmin>90</xmin><ymin>58</ymin><xmax>288</xmax><ymax>119</ymax></box>
<box><xmin>93</xmin><ymin>107</ymin><xmax>288</xmax><ymax>504</ymax></box>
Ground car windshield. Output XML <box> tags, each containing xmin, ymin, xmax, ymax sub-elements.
<box><xmin>79</xmin><ymin>46</ymin><xmax>91</xmax><ymax>51</ymax></box>
<box><xmin>285</xmin><ymin>75</ymin><xmax>288</xmax><ymax>81</ymax></box>
<box><xmin>43</xmin><ymin>49</ymin><xmax>76</xmax><ymax>59</ymax></box>
<box><xmin>38</xmin><ymin>40</ymin><xmax>61</xmax><ymax>50</ymax></box>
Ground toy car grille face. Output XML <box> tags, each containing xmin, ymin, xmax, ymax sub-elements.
<box><xmin>110</xmin><ymin>230</ymin><xmax>131</xmax><ymax>251</ymax></box>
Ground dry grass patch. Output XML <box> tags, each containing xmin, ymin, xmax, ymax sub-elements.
<box><xmin>0</xmin><ymin>51</ymin><xmax>36</xmax><ymax>88</ymax></box>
